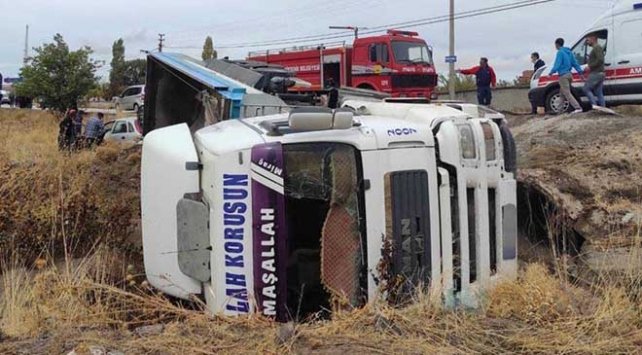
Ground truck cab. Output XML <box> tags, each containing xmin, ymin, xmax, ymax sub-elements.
<box><xmin>141</xmin><ymin>104</ymin><xmax>517</xmax><ymax>321</ymax></box>
<box><xmin>350</xmin><ymin>30</ymin><xmax>437</xmax><ymax>98</ymax></box>
<box><xmin>530</xmin><ymin>0</ymin><xmax>642</xmax><ymax>114</ymax></box>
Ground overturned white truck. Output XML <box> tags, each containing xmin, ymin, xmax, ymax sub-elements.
<box><xmin>141</xmin><ymin>98</ymin><xmax>518</xmax><ymax>321</ymax></box>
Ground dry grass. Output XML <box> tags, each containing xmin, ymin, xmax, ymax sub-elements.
<box><xmin>0</xmin><ymin>108</ymin><xmax>141</xmax><ymax>264</ymax></box>
<box><xmin>2</xmin><ymin>255</ymin><xmax>642</xmax><ymax>354</ymax></box>
<box><xmin>1</xmin><ymin>108</ymin><xmax>642</xmax><ymax>354</ymax></box>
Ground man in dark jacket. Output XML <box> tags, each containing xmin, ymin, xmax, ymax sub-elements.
<box><xmin>457</xmin><ymin>57</ymin><xmax>497</xmax><ymax>106</ymax></box>
<box><xmin>326</xmin><ymin>78</ymin><xmax>339</xmax><ymax>109</ymax></box>
<box><xmin>532</xmin><ymin>52</ymin><xmax>546</xmax><ymax>72</ymax></box>
<box><xmin>529</xmin><ymin>52</ymin><xmax>546</xmax><ymax>114</ymax></box>
<box><xmin>58</xmin><ymin>109</ymin><xmax>76</xmax><ymax>151</ymax></box>
<box><xmin>582</xmin><ymin>34</ymin><xmax>606</xmax><ymax>109</ymax></box>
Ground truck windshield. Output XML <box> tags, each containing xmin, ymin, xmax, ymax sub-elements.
<box><xmin>283</xmin><ymin>142</ymin><xmax>365</xmax><ymax>318</ymax></box>
<box><xmin>392</xmin><ymin>41</ymin><xmax>433</xmax><ymax>65</ymax></box>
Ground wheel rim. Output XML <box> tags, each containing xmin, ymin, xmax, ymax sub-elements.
<box><xmin>550</xmin><ymin>93</ymin><xmax>569</xmax><ymax>114</ymax></box>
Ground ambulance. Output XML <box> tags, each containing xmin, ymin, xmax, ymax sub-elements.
<box><xmin>530</xmin><ymin>0</ymin><xmax>642</xmax><ymax>114</ymax></box>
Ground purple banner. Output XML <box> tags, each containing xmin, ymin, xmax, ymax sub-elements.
<box><xmin>251</xmin><ymin>143</ymin><xmax>288</xmax><ymax>321</ymax></box>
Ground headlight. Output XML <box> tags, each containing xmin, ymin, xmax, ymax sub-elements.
<box><xmin>481</xmin><ymin>122</ymin><xmax>496</xmax><ymax>161</ymax></box>
<box><xmin>458</xmin><ymin>124</ymin><xmax>477</xmax><ymax>160</ymax></box>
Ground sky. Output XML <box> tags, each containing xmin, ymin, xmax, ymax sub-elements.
<box><xmin>0</xmin><ymin>0</ymin><xmax>617</xmax><ymax>82</ymax></box>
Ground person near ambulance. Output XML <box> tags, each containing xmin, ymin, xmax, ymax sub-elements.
<box><xmin>548</xmin><ymin>38</ymin><xmax>584</xmax><ymax>114</ymax></box>
<box><xmin>582</xmin><ymin>34</ymin><xmax>606</xmax><ymax>110</ymax></box>
<box><xmin>529</xmin><ymin>52</ymin><xmax>546</xmax><ymax>114</ymax></box>
<box><xmin>457</xmin><ymin>57</ymin><xmax>497</xmax><ymax>106</ymax></box>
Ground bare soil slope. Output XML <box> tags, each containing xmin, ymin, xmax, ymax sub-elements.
<box><xmin>510</xmin><ymin>108</ymin><xmax>642</xmax><ymax>270</ymax></box>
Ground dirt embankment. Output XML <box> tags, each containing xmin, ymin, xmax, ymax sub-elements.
<box><xmin>510</xmin><ymin>107</ymin><xmax>642</xmax><ymax>270</ymax></box>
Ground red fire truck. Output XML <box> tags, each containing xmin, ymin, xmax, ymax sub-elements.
<box><xmin>247</xmin><ymin>30</ymin><xmax>438</xmax><ymax>98</ymax></box>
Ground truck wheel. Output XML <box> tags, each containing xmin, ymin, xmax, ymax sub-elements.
<box><xmin>545</xmin><ymin>88</ymin><xmax>570</xmax><ymax>115</ymax></box>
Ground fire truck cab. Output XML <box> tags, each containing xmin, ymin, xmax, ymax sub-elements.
<box><xmin>247</xmin><ymin>30</ymin><xmax>438</xmax><ymax>99</ymax></box>
<box><xmin>141</xmin><ymin>103</ymin><xmax>517</xmax><ymax>321</ymax></box>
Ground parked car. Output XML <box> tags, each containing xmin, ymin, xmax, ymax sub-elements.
<box><xmin>102</xmin><ymin>117</ymin><xmax>143</xmax><ymax>143</ymax></box>
<box><xmin>530</xmin><ymin>0</ymin><xmax>642</xmax><ymax>114</ymax></box>
<box><xmin>115</xmin><ymin>85</ymin><xmax>145</xmax><ymax>111</ymax></box>
<box><xmin>0</xmin><ymin>90</ymin><xmax>11</xmax><ymax>106</ymax></box>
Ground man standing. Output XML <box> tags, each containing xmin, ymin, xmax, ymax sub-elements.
<box><xmin>582</xmin><ymin>34</ymin><xmax>606</xmax><ymax>110</ymax></box>
<box><xmin>84</xmin><ymin>112</ymin><xmax>105</xmax><ymax>147</ymax></box>
<box><xmin>58</xmin><ymin>109</ymin><xmax>76</xmax><ymax>151</ymax></box>
<box><xmin>457</xmin><ymin>57</ymin><xmax>497</xmax><ymax>106</ymax></box>
<box><xmin>71</xmin><ymin>110</ymin><xmax>85</xmax><ymax>148</ymax></box>
<box><xmin>548</xmin><ymin>38</ymin><xmax>584</xmax><ymax>114</ymax></box>
<box><xmin>532</xmin><ymin>52</ymin><xmax>546</xmax><ymax>72</ymax></box>
<box><xmin>529</xmin><ymin>52</ymin><xmax>546</xmax><ymax>114</ymax></box>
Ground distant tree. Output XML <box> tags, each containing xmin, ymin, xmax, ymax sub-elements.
<box><xmin>497</xmin><ymin>79</ymin><xmax>511</xmax><ymax>88</ymax></box>
<box><xmin>109</xmin><ymin>38</ymin><xmax>126</xmax><ymax>97</ymax></box>
<box><xmin>86</xmin><ymin>82</ymin><xmax>109</xmax><ymax>100</ymax></box>
<box><xmin>14</xmin><ymin>34</ymin><xmax>98</xmax><ymax>112</ymax></box>
<box><xmin>123</xmin><ymin>59</ymin><xmax>146</xmax><ymax>86</ymax></box>
<box><xmin>202</xmin><ymin>36</ymin><xmax>217</xmax><ymax>61</ymax></box>
<box><xmin>437</xmin><ymin>73</ymin><xmax>477</xmax><ymax>92</ymax></box>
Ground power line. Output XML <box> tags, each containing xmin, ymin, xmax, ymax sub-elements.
<box><xmin>167</xmin><ymin>0</ymin><xmax>383</xmax><ymax>41</ymax></box>
<box><xmin>169</xmin><ymin>0</ymin><xmax>557</xmax><ymax>50</ymax></box>
<box><xmin>168</xmin><ymin>0</ymin><xmax>532</xmax><ymax>48</ymax></box>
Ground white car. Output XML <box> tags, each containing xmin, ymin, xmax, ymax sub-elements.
<box><xmin>103</xmin><ymin>117</ymin><xmax>143</xmax><ymax>143</ymax></box>
<box><xmin>0</xmin><ymin>90</ymin><xmax>11</xmax><ymax>106</ymax></box>
<box><xmin>115</xmin><ymin>85</ymin><xmax>145</xmax><ymax>112</ymax></box>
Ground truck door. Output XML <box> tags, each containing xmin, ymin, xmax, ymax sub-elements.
<box><xmin>614</xmin><ymin>15</ymin><xmax>642</xmax><ymax>103</ymax></box>
<box><xmin>361</xmin><ymin>147</ymin><xmax>441</xmax><ymax>302</ymax></box>
<box><xmin>141</xmin><ymin>123</ymin><xmax>203</xmax><ymax>300</ymax></box>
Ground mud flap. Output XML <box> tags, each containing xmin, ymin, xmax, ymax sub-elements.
<box><xmin>141</xmin><ymin>123</ymin><xmax>202</xmax><ymax>299</ymax></box>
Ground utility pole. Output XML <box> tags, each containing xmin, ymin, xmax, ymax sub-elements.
<box><xmin>23</xmin><ymin>25</ymin><xmax>29</xmax><ymax>65</ymax></box>
<box><xmin>448</xmin><ymin>0</ymin><xmax>456</xmax><ymax>100</ymax></box>
<box><xmin>158</xmin><ymin>34</ymin><xmax>165</xmax><ymax>52</ymax></box>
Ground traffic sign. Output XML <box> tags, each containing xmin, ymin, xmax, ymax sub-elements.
<box><xmin>445</xmin><ymin>55</ymin><xmax>457</xmax><ymax>63</ymax></box>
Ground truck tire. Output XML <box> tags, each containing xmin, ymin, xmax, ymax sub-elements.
<box><xmin>499</xmin><ymin>122</ymin><xmax>517</xmax><ymax>174</ymax></box>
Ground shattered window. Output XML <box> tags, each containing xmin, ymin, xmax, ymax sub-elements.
<box><xmin>283</xmin><ymin>143</ymin><xmax>365</xmax><ymax>317</ymax></box>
